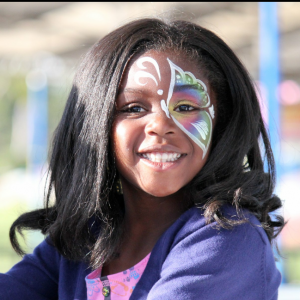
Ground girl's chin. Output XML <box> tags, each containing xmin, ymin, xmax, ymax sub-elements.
<box><xmin>139</xmin><ymin>184</ymin><xmax>182</xmax><ymax>198</ymax></box>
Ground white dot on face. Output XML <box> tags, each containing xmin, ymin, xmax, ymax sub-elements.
<box><xmin>157</xmin><ymin>89</ymin><xmax>163</xmax><ymax>95</ymax></box>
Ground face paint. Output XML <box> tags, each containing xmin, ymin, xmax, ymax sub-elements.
<box><xmin>161</xmin><ymin>59</ymin><xmax>214</xmax><ymax>158</ymax></box>
<box><xmin>134</xmin><ymin>57</ymin><xmax>162</xmax><ymax>89</ymax></box>
<box><xmin>133</xmin><ymin>55</ymin><xmax>214</xmax><ymax>158</ymax></box>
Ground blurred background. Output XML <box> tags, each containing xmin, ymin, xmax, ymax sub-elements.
<box><xmin>0</xmin><ymin>2</ymin><xmax>299</xmax><ymax>299</ymax></box>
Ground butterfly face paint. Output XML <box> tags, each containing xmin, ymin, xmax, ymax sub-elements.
<box><xmin>134</xmin><ymin>56</ymin><xmax>214</xmax><ymax>159</ymax></box>
<box><xmin>160</xmin><ymin>59</ymin><xmax>215</xmax><ymax>158</ymax></box>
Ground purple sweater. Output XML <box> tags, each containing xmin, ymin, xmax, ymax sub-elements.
<box><xmin>0</xmin><ymin>206</ymin><xmax>281</xmax><ymax>300</ymax></box>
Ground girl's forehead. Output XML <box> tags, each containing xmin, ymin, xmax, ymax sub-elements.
<box><xmin>130</xmin><ymin>50</ymin><xmax>200</xmax><ymax>75</ymax></box>
<box><xmin>122</xmin><ymin>50</ymin><xmax>211</xmax><ymax>94</ymax></box>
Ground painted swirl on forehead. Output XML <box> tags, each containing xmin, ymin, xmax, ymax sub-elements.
<box><xmin>161</xmin><ymin>58</ymin><xmax>215</xmax><ymax>158</ymax></box>
<box><xmin>134</xmin><ymin>57</ymin><xmax>161</xmax><ymax>86</ymax></box>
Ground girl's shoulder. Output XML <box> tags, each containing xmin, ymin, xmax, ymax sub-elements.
<box><xmin>132</xmin><ymin>205</ymin><xmax>281</xmax><ymax>300</ymax></box>
<box><xmin>1</xmin><ymin>237</ymin><xmax>91</xmax><ymax>300</ymax></box>
<box><xmin>172</xmin><ymin>204</ymin><xmax>270</xmax><ymax>246</ymax></box>
<box><xmin>157</xmin><ymin>204</ymin><xmax>270</xmax><ymax>252</ymax></box>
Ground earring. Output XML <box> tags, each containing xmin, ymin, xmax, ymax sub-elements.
<box><xmin>116</xmin><ymin>179</ymin><xmax>123</xmax><ymax>194</ymax></box>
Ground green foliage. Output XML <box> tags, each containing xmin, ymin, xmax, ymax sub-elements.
<box><xmin>283</xmin><ymin>249</ymin><xmax>300</xmax><ymax>284</ymax></box>
<box><xmin>0</xmin><ymin>76</ymin><xmax>25</xmax><ymax>173</ymax></box>
<box><xmin>0</xmin><ymin>73</ymin><xmax>69</xmax><ymax>174</ymax></box>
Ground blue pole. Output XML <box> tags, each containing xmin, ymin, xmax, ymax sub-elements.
<box><xmin>259</xmin><ymin>2</ymin><xmax>285</xmax><ymax>283</ymax></box>
<box><xmin>26</xmin><ymin>70</ymin><xmax>48</xmax><ymax>173</ymax></box>
<box><xmin>259</xmin><ymin>2</ymin><xmax>282</xmax><ymax>177</ymax></box>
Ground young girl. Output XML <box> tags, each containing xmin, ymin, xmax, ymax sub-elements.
<box><xmin>1</xmin><ymin>18</ymin><xmax>284</xmax><ymax>300</ymax></box>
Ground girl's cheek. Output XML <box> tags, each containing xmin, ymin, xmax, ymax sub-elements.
<box><xmin>169</xmin><ymin>109</ymin><xmax>213</xmax><ymax>158</ymax></box>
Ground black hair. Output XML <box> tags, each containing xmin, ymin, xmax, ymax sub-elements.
<box><xmin>10</xmin><ymin>18</ymin><xmax>285</xmax><ymax>269</ymax></box>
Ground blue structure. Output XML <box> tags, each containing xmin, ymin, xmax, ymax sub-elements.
<box><xmin>259</xmin><ymin>2</ymin><xmax>285</xmax><ymax>283</ymax></box>
<box><xmin>259</xmin><ymin>2</ymin><xmax>281</xmax><ymax>177</ymax></box>
<box><xmin>26</xmin><ymin>70</ymin><xmax>48</xmax><ymax>173</ymax></box>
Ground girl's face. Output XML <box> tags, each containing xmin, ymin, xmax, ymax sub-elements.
<box><xmin>113</xmin><ymin>50</ymin><xmax>216</xmax><ymax>197</ymax></box>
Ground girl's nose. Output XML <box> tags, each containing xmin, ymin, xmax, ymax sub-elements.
<box><xmin>145</xmin><ymin>110</ymin><xmax>175</xmax><ymax>137</ymax></box>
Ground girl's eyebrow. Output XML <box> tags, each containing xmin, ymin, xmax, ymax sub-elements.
<box><xmin>119</xmin><ymin>87</ymin><xmax>150</xmax><ymax>95</ymax></box>
<box><xmin>174</xmin><ymin>84</ymin><xmax>201</xmax><ymax>93</ymax></box>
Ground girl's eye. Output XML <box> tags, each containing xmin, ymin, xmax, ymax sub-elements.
<box><xmin>123</xmin><ymin>105</ymin><xmax>146</xmax><ymax>113</ymax></box>
<box><xmin>174</xmin><ymin>104</ymin><xmax>195</xmax><ymax>112</ymax></box>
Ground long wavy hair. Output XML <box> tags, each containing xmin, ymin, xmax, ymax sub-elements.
<box><xmin>10</xmin><ymin>18</ymin><xmax>284</xmax><ymax>269</ymax></box>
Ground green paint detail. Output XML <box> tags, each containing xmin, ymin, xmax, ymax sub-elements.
<box><xmin>102</xmin><ymin>286</ymin><xmax>110</xmax><ymax>297</ymax></box>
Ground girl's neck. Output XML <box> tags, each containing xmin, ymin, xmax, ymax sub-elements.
<box><xmin>101</xmin><ymin>181</ymin><xmax>190</xmax><ymax>276</ymax></box>
<box><xmin>119</xmin><ymin>180</ymin><xmax>191</xmax><ymax>258</ymax></box>
<box><xmin>122</xmin><ymin>181</ymin><xmax>190</xmax><ymax>235</ymax></box>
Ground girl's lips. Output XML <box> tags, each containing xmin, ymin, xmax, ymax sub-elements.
<box><xmin>138</xmin><ymin>152</ymin><xmax>185</xmax><ymax>171</ymax></box>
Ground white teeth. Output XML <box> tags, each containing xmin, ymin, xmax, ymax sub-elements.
<box><xmin>155</xmin><ymin>153</ymin><xmax>162</xmax><ymax>162</ymax></box>
<box><xmin>141</xmin><ymin>152</ymin><xmax>182</xmax><ymax>163</ymax></box>
<box><xmin>162</xmin><ymin>153</ymin><xmax>168</xmax><ymax>163</ymax></box>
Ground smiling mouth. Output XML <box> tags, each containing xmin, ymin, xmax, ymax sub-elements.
<box><xmin>139</xmin><ymin>152</ymin><xmax>184</xmax><ymax>163</ymax></box>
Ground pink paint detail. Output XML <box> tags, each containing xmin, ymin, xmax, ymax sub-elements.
<box><xmin>85</xmin><ymin>253</ymin><xmax>151</xmax><ymax>300</ymax></box>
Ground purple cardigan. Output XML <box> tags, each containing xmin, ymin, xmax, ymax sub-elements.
<box><xmin>0</xmin><ymin>206</ymin><xmax>281</xmax><ymax>300</ymax></box>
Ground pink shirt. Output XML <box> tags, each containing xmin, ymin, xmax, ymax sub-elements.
<box><xmin>85</xmin><ymin>253</ymin><xmax>151</xmax><ymax>300</ymax></box>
